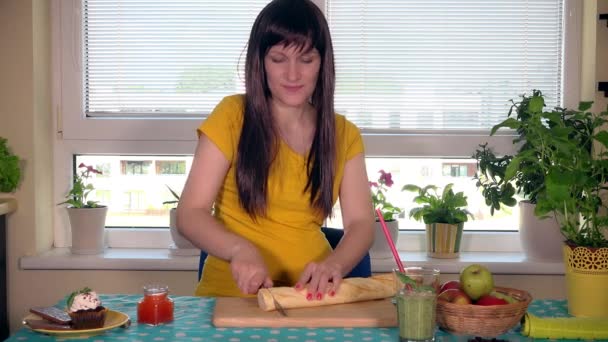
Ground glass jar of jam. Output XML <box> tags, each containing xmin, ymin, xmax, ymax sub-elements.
<box><xmin>137</xmin><ymin>284</ymin><xmax>174</xmax><ymax>325</ymax></box>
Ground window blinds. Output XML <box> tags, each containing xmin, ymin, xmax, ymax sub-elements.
<box><xmin>84</xmin><ymin>0</ymin><xmax>564</xmax><ymax>132</ymax></box>
<box><xmin>327</xmin><ymin>0</ymin><xmax>563</xmax><ymax>130</ymax></box>
<box><xmin>84</xmin><ymin>0</ymin><xmax>268</xmax><ymax>116</ymax></box>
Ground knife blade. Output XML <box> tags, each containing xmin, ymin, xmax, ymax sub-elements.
<box><xmin>268</xmin><ymin>289</ymin><xmax>288</xmax><ymax>317</ymax></box>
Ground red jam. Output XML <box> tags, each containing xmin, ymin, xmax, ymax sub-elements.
<box><xmin>137</xmin><ymin>284</ymin><xmax>174</xmax><ymax>325</ymax></box>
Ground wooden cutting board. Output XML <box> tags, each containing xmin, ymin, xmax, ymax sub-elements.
<box><xmin>212</xmin><ymin>297</ymin><xmax>397</xmax><ymax>328</ymax></box>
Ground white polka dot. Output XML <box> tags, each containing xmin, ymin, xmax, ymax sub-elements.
<box><xmin>229</xmin><ymin>338</ymin><xmax>240</xmax><ymax>342</ymax></box>
<box><xmin>343</xmin><ymin>334</ymin><xmax>353</xmax><ymax>337</ymax></box>
<box><xmin>306</xmin><ymin>332</ymin><xmax>317</xmax><ymax>336</ymax></box>
<box><xmin>325</xmin><ymin>329</ymin><xmax>336</xmax><ymax>333</ymax></box>
<box><xmin>233</xmin><ymin>330</ymin><xmax>243</xmax><ymax>334</ymax></box>
<box><xmin>324</xmin><ymin>337</ymin><xmax>335</xmax><ymax>340</ymax></box>
<box><xmin>153</xmin><ymin>338</ymin><xmax>166</xmax><ymax>341</ymax></box>
<box><xmin>270</xmin><ymin>329</ymin><xmax>280</xmax><ymax>334</ymax></box>
<box><xmin>249</xmin><ymin>335</ymin><xmax>261</xmax><ymax>339</ymax></box>
<box><xmin>363</xmin><ymin>337</ymin><xmax>373</xmax><ymax>341</ymax></box>
<box><xmin>212</xmin><ymin>334</ymin><xmax>224</xmax><ymax>338</ymax></box>
<box><xmin>288</xmin><ymin>336</ymin><xmax>298</xmax><ymax>340</ymax></box>
<box><xmin>267</xmin><ymin>339</ymin><xmax>279</xmax><ymax>342</ymax></box>
<box><xmin>192</xmin><ymin>338</ymin><xmax>204</xmax><ymax>341</ymax></box>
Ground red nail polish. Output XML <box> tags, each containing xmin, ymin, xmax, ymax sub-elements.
<box><xmin>306</xmin><ymin>293</ymin><xmax>313</xmax><ymax>301</ymax></box>
<box><xmin>329</xmin><ymin>291</ymin><xmax>335</xmax><ymax>297</ymax></box>
<box><xmin>316</xmin><ymin>293</ymin><xmax>322</xmax><ymax>300</ymax></box>
<box><xmin>294</xmin><ymin>284</ymin><xmax>301</xmax><ymax>289</ymax></box>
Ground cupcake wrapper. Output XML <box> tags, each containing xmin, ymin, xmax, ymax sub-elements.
<box><xmin>68</xmin><ymin>307</ymin><xmax>107</xmax><ymax>329</ymax></box>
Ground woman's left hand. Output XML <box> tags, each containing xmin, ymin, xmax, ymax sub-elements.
<box><xmin>295</xmin><ymin>260</ymin><xmax>344</xmax><ymax>301</ymax></box>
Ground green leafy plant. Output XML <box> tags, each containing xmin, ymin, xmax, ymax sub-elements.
<box><xmin>394</xmin><ymin>271</ymin><xmax>435</xmax><ymax>293</ymax></box>
<box><xmin>402</xmin><ymin>183</ymin><xmax>473</xmax><ymax>224</ymax></box>
<box><xmin>369</xmin><ymin>170</ymin><xmax>403</xmax><ymax>221</ymax></box>
<box><xmin>162</xmin><ymin>185</ymin><xmax>180</xmax><ymax>207</ymax></box>
<box><xmin>67</xmin><ymin>287</ymin><xmax>93</xmax><ymax>308</ymax></box>
<box><xmin>490</xmin><ymin>94</ymin><xmax>608</xmax><ymax>248</ymax></box>
<box><xmin>0</xmin><ymin>137</ymin><xmax>21</xmax><ymax>193</ymax></box>
<box><xmin>59</xmin><ymin>163</ymin><xmax>102</xmax><ymax>208</ymax></box>
<box><xmin>473</xmin><ymin>90</ymin><xmax>547</xmax><ymax>215</ymax></box>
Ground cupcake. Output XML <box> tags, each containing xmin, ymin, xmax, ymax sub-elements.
<box><xmin>66</xmin><ymin>287</ymin><xmax>107</xmax><ymax>329</ymax></box>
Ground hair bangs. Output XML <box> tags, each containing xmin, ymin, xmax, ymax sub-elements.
<box><xmin>260</xmin><ymin>5</ymin><xmax>326</xmax><ymax>56</ymax></box>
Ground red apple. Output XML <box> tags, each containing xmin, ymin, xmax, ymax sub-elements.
<box><xmin>437</xmin><ymin>289</ymin><xmax>472</xmax><ymax>305</ymax></box>
<box><xmin>475</xmin><ymin>294</ymin><xmax>509</xmax><ymax>306</ymax></box>
<box><xmin>439</xmin><ymin>280</ymin><xmax>460</xmax><ymax>294</ymax></box>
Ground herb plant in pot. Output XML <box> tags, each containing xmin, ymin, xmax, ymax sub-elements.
<box><xmin>59</xmin><ymin>163</ymin><xmax>107</xmax><ymax>255</ymax></box>
<box><xmin>402</xmin><ymin>183</ymin><xmax>473</xmax><ymax>258</ymax></box>
<box><xmin>0</xmin><ymin>137</ymin><xmax>22</xmax><ymax>194</ymax></box>
<box><xmin>491</xmin><ymin>95</ymin><xmax>608</xmax><ymax>317</ymax></box>
<box><xmin>163</xmin><ymin>185</ymin><xmax>197</xmax><ymax>253</ymax></box>
<box><xmin>473</xmin><ymin>90</ymin><xmax>563</xmax><ymax>262</ymax></box>
<box><xmin>369</xmin><ymin>170</ymin><xmax>403</xmax><ymax>259</ymax></box>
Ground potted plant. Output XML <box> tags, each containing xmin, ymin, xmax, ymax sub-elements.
<box><xmin>402</xmin><ymin>183</ymin><xmax>473</xmax><ymax>258</ymax></box>
<box><xmin>490</xmin><ymin>93</ymin><xmax>608</xmax><ymax>317</ymax></box>
<box><xmin>369</xmin><ymin>170</ymin><xmax>403</xmax><ymax>259</ymax></box>
<box><xmin>59</xmin><ymin>163</ymin><xmax>107</xmax><ymax>254</ymax></box>
<box><xmin>473</xmin><ymin>90</ymin><xmax>563</xmax><ymax>262</ymax></box>
<box><xmin>0</xmin><ymin>137</ymin><xmax>21</xmax><ymax>193</ymax></box>
<box><xmin>162</xmin><ymin>185</ymin><xmax>196</xmax><ymax>251</ymax></box>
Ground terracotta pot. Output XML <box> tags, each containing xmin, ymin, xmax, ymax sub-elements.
<box><xmin>369</xmin><ymin>220</ymin><xmax>399</xmax><ymax>259</ymax></box>
<box><xmin>67</xmin><ymin>206</ymin><xmax>107</xmax><ymax>255</ymax></box>
<box><xmin>519</xmin><ymin>201</ymin><xmax>563</xmax><ymax>261</ymax></box>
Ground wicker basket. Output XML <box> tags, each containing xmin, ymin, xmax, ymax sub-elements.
<box><xmin>436</xmin><ymin>286</ymin><xmax>532</xmax><ymax>337</ymax></box>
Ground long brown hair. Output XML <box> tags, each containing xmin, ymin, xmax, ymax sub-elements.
<box><xmin>237</xmin><ymin>0</ymin><xmax>336</xmax><ymax>219</ymax></box>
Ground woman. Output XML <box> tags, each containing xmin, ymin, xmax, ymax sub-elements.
<box><xmin>177</xmin><ymin>0</ymin><xmax>374</xmax><ymax>300</ymax></box>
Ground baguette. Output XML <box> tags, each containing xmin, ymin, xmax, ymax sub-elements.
<box><xmin>257</xmin><ymin>273</ymin><xmax>396</xmax><ymax>311</ymax></box>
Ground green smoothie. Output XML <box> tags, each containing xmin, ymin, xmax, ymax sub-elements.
<box><xmin>396</xmin><ymin>291</ymin><xmax>436</xmax><ymax>342</ymax></box>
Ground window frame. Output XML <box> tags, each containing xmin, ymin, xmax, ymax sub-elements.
<box><xmin>51</xmin><ymin>0</ymin><xmax>582</xmax><ymax>250</ymax></box>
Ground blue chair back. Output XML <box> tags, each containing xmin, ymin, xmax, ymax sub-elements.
<box><xmin>197</xmin><ymin>227</ymin><xmax>372</xmax><ymax>281</ymax></box>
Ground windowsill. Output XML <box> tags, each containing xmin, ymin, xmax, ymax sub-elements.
<box><xmin>20</xmin><ymin>248</ymin><xmax>565</xmax><ymax>275</ymax></box>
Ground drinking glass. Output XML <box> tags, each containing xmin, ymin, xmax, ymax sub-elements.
<box><xmin>394</xmin><ymin>267</ymin><xmax>440</xmax><ymax>342</ymax></box>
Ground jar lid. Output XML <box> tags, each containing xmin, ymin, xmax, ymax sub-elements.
<box><xmin>143</xmin><ymin>284</ymin><xmax>169</xmax><ymax>295</ymax></box>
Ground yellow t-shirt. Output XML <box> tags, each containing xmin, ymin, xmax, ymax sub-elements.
<box><xmin>195</xmin><ymin>94</ymin><xmax>364</xmax><ymax>297</ymax></box>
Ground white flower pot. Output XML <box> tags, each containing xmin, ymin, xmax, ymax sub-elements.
<box><xmin>369</xmin><ymin>220</ymin><xmax>399</xmax><ymax>259</ymax></box>
<box><xmin>519</xmin><ymin>201</ymin><xmax>563</xmax><ymax>262</ymax></box>
<box><xmin>169</xmin><ymin>208</ymin><xmax>196</xmax><ymax>250</ymax></box>
<box><xmin>67</xmin><ymin>206</ymin><xmax>107</xmax><ymax>255</ymax></box>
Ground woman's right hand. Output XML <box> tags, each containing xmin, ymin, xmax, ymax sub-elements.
<box><xmin>229</xmin><ymin>243</ymin><xmax>273</xmax><ymax>295</ymax></box>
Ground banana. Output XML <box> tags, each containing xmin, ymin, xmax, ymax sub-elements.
<box><xmin>490</xmin><ymin>291</ymin><xmax>518</xmax><ymax>304</ymax></box>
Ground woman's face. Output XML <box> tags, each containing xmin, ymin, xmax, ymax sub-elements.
<box><xmin>264</xmin><ymin>43</ymin><xmax>321</xmax><ymax>109</ymax></box>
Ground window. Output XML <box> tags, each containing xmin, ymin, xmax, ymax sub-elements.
<box><xmin>157</xmin><ymin>161</ymin><xmax>186</xmax><ymax>175</ymax></box>
<box><xmin>53</xmin><ymin>0</ymin><xmax>581</xmax><ymax>250</ymax></box>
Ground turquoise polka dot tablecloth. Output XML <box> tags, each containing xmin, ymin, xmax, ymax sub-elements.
<box><xmin>6</xmin><ymin>295</ymin><xmax>606</xmax><ymax>341</ymax></box>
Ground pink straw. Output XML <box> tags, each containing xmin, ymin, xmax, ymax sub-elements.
<box><xmin>375</xmin><ymin>209</ymin><xmax>405</xmax><ymax>273</ymax></box>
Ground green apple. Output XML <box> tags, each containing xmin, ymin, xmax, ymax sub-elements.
<box><xmin>459</xmin><ymin>264</ymin><xmax>494</xmax><ymax>300</ymax></box>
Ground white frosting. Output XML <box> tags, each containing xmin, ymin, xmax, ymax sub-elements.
<box><xmin>69</xmin><ymin>291</ymin><xmax>102</xmax><ymax>312</ymax></box>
